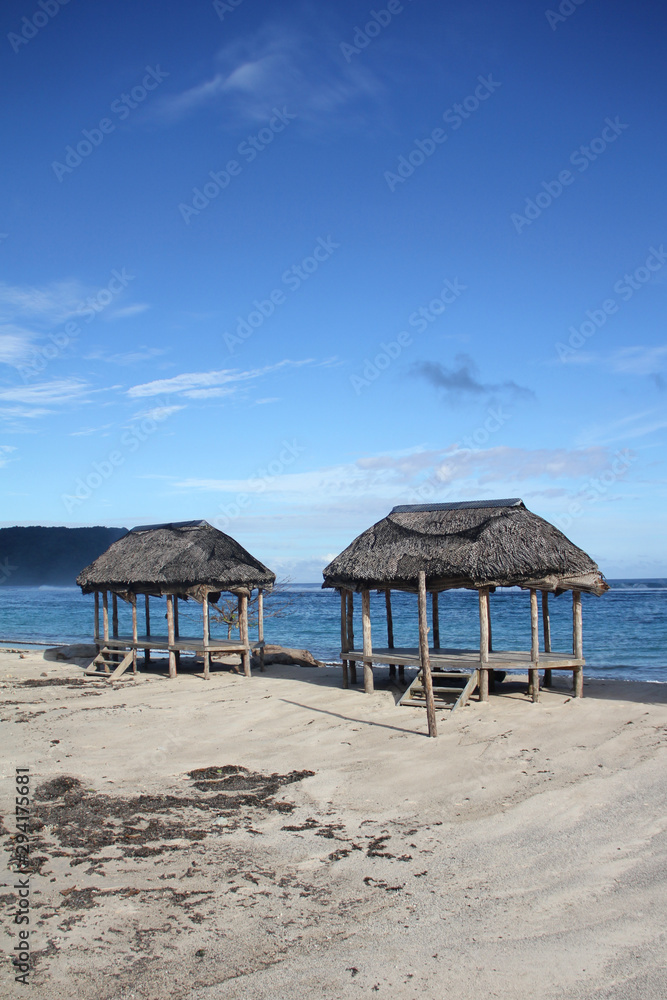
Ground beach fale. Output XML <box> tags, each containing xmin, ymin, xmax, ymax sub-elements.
<box><xmin>76</xmin><ymin>520</ymin><xmax>275</xmax><ymax>680</ymax></box>
<box><xmin>322</xmin><ymin>499</ymin><xmax>608</xmax><ymax>736</ymax></box>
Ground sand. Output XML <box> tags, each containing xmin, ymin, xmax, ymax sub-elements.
<box><xmin>1</xmin><ymin>646</ymin><xmax>667</xmax><ymax>1000</ymax></box>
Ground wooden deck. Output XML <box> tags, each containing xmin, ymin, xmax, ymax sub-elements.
<box><xmin>103</xmin><ymin>634</ymin><xmax>263</xmax><ymax>654</ymax></box>
<box><xmin>341</xmin><ymin>646</ymin><xmax>584</xmax><ymax>670</ymax></box>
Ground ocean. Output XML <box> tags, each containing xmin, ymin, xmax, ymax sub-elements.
<box><xmin>1</xmin><ymin>580</ymin><xmax>666</xmax><ymax>682</ymax></box>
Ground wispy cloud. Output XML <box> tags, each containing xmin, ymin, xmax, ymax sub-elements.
<box><xmin>0</xmin><ymin>280</ymin><xmax>88</xmax><ymax>326</ymax></box>
<box><xmin>106</xmin><ymin>303</ymin><xmax>151</xmax><ymax>321</ymax></box>
<box><xmin>126</xmin><ymin>360</ymin><xmax>312</xmax><ymax>400</ymax></box>
<box><xmin>85</xmin><ymin>346</ymin><xmax>167</xmax><ymax>365</ymax></box>
<box><xmin>0</xmin><ymin>377</ymin><xmax>92</xmax><ymax>408</ymax></box>
<box><xmin>157</xmin><ymin>19</ymin><xmax>384</xmax><ymax>128</ymax></box>
<box><xmin>0</xmin><ymin>444</ymin><xmax>17</xmax><ymax>467</ymax></box>
<box><xmin>577</xmin><ymin>407</ymin><xmax>667</xmax><ymax>447</ymax></box>
<box><xmin>411</xmin><ymin>355</ymin><xmax>535</xmax><ymax>403</ymax></box>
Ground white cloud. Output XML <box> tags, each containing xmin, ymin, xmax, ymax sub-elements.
<box><xmin>107</xmin><ymin>303</ymin><xmax>151</xmax><ymax>321</ymax></box>
<box><xmin>126</xmin><ymin>360</ymin><xmax>311</xmax><ymax>399</ymax></box>
<box><xmin>0</xmin><ymin>326</ymin><xmax>37</xmax><ymax>365</ymax></box>
<box><xmin>0</xmin><ymin>279</ymin><xmax>88</xmax><ymax>326</ymax></box>
<box><xmin>609</xmin><ymin>346</ymin><xmax>667</xmax><ymax>376</ymax></box>
<box><xmin>0</xmin><ymin>444</ymin><xmax>17</xmax><ymax>467</ymax></box>
<box><xmin>85</xmin><ymin>346</ymin><xmax>167</xmax><ymax>365</ymax></box>
<box><xmin>0</xmin><ymin>377</ymin><xmax>92</xmax><ymax>407</ymax></box>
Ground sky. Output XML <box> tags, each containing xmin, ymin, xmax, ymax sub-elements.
<box><xmin>1</xmin><ymin>0</ymin><xmax>666</xmax><ymax>580</ymax></box>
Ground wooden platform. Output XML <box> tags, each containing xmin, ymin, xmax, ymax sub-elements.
<box><xmin>341</xmin><ymin>647</ymin><xmax>584</xmax><ymax>670</ymax></box>
<box><xmin>103</xmin><ymin>634</ymin><xmax>263</xmax><ymax>654</ymax></box>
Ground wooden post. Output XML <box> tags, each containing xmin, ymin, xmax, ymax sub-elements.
<box><xmin>257</xmin><ymin>589</ymin><xmax>265</xmax><ymax>672</ymax></box>
<box><xmin>173</xmin><ymin>595</ymin><xmax>180</xmax><ymax>670</ymax></box>
<box><xmin>166</xmin><ymin>594</ymin><xmax>177</xmax><ymax>678</ymax></box>
<box><xmin>385</xmin><ymin>589</ymin><xmax>396</xmax><ymax>679</ymax></box>
<box><xmin>541</xmin><ymin>591</ymin><xmax>552</xmax><ymax>687</ymax></box>
<box><xmin>573</xmin><ymin>590</ymin><xmax>583</xmax><ymax>697</ymax></box>
<box><xmin>144</xmin><ymin>594</ymin><xmax>151</xmax><ymax>667</ymax></box>
<box><xmin>112</xmin><ymin>593</ymin><xmax>118</xmax><ymax>638</ymax></box>
<box><xmin>347</xmin><ymin>590</ymin><xmax>357</xmax><ymax>686</ymax></box>
<box><xmin>94</xmin><ymin>592</ymin><xmax>100</xmax><ymax>644</ymax></box>
<box><xmin>418</xmin><ymin>571</ymin><xmax>437</xmax><ymax>738</ymax></box>
<box><xmin>131</xmin><ymin>593</ymin><xmax>138</xmax><ymax>674</ymax></box>
<box><xmin>102</xmin><ymin>591</ymin><xmax>109</xmax><ymax>642</ymax></box>
<box><xmin>340</xmin><ymin>590</ymin><xmax>349</xmax><ymax>689</ymax></box>
<box><xmin>478</xmin><ymin>587</ymin><xmax>489</xmax><ymax>701</ymax></box>
<box><xmin>239</xmin><ymin>593</ymin><xmax>251</xmax><ymax>677</ymax></box>
<box><xmin>431</xmin><ymin>591</ymin><xmax>440</xmax><ymax>650</ymax></box>
<box><xmin>486</xmin><ymin>593</ymin><xmax>493</xmax><ymax>653</ymax></box>
<box><xmin>530</xmin><ymin>588</ymin><xmax>540</xmax><ymax>703</ymax></box>
<box><xmin>202</xmin><ymin>593</ymin><xmax>210</xmax><ymax>680</ymax></box>
<box><xmin>361</xmin><ymin>589</ymin><xmax>374</xmax><ymax>694</ymax></box>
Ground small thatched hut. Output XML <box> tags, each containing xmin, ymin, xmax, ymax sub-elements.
<box><xmin>322</xmin><ymin>499</ymin><xmax>608</xmax><ymax>735</ymax></box>
<box><xmin>77</xmin><ymin>520</ymin><xmax>275</xmax><ymax>680</ymax></box>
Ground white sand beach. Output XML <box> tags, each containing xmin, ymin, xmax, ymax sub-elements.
<box><xmin>2</xmin><ymin>647</ymin><xmax>667</xmax><ymax>999</ymax></box>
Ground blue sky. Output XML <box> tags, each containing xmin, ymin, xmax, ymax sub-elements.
<box><xmin>1</xmin><ymin>0</ymin><xmax>666</xmax><ymax>579</ymax></box>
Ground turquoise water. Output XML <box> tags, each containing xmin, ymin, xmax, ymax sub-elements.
<box><xmin>0</xmin><ymin>581</ymin><xmax>665</xmax><ymax>683</ymax></box>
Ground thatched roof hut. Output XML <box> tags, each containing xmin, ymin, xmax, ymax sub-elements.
<box><xmin>77</xmin><ymin>519</ymin><xmax>275</xmax><ymax>598</ymax></box>
<box><xmin>322</xmin><ymin>499</ymin><xmax>607</xmax><ymax>596</ymax></box>
<box><xmin>77</xmin><ymin>520</ymin><xmax>275</xmax><ymax>681</ymax></box>
<box><xmin>322</xmin><ymin>500</ymin><xmax>608</xmax><ymax>731</ymax></box>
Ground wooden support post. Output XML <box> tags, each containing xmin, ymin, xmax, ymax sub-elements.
<box><xmin>486</xmin><ymin>593</ymin><xmax>493</xmax><ymax>653</ymax></box>
<box><xmin>340</xmin><ymin>590</ymin><xmax>349</xmax><ymax>689</ymax></box>
<box><xmin>112</xmin><ymin>593</ymin><xmax>118</xmax><ymax>638</ymax></box>
<box><xmin>94</xmin><ymin>592</ymin><xmax>100</xmax><ymax>645</ymax></box>
<box><xmin>478</xmin><ymin>587</ymin><xmax>489</xmax><ymax>701</ymax></box>
<box><xmin>541</xmin><ymin>591</ymin><xmax>552</xmax><ymax>687</ymax></box>
<box><xmin>361</xmin><ymin>588</ymin><xmax>374</xmax><ymax>694</ymax></box>
<box><xmin>166</xmin><ymin>594</ymin><xmax>177</xmax><ymax>678</ymax></box>
<box><xmin>131</xmin><ymin>594</ymin><xmax>138</xmax><ymax>674</ymax></box>
<box><xmin>418</xmin><ymin>571</ymin><xmax>437</xmax><ymax>738</ymax></box>
<box><xmin>102</xmin><ymin>591</ymin><xmax>109</xmax><ymax>642</ymax></box>
<box><xmin>173</xmin><ymin>596</ymin><xmax>180</xmax><ymax>670</ymax></box>
<box><xmin>203</xmin><ymin>593</ymin><xmax>210</xmax><ymax>680</ymax></box>
<box><xmin>258</xmin><ymin>589</ymin><xmax>265</xmax><ymax>672</ymax></box>
<box><xmin>385</xmin><ymin>589</ymin><xmax>396</xmax><ymax>679</ymax></box>
<box><xmin>573</xmin><ymin>590</ymin><xmax>583</xmax><ymax>697</ymax></box>
<box><xmin>530</xmin><ymin>588</ymin><xmax>540</xmax><ymax>703</ymax></box>
<box><xmin>239</xmin><ymin>594</ymin><xmax>251</xmax><ymax>677</ymax></box>
<box><xmin>144</xmin><ymin>594</ymin><xmax>151</xmax><ymax>667</ymax></box>
<box><xmin>431</xmin><ymin>591</ymin><xmax>440</xmax><ymax>650</ymax></box>
<box><xmin>347</xmin><ymin>590</ymin><xmax>357</xmax><ymax>685</ymax></box>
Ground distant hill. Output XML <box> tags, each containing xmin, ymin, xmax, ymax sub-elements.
<box><xmin>0</xmin><ymin>526</ymin><xmax>128</xmax><ymax>587</ymax></box>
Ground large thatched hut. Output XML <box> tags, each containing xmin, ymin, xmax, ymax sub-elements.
<box><xmin>322</xmin><ymin>499</ymin><xmax>608</xmax><ymax>735</ymax></box>
<box><xmin>77</xmin><ymin>520</ymin><xmax>275</xmax><ymax>680</ymax></box>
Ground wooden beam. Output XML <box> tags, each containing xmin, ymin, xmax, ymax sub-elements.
<box><xmin>112</xmin><ymin>593</ymin><xmax>118</xmax><ymax>638</ymax></box>
<box><xmin>173</xmin><ymin>596</ymin><xmax>181</xmax><ymax>670</ymax></box>
<box><xmin>102</xmin><ymin>591</ymin><xmax>109</xmax><ymax>642</ymax></box>
<box><xmin>239</xmin><ymin>594</ymin><xmax>251</xmax><ymax>677</ymax></box>
<box><xmin>257</xmin><ymin>589</ymin><xmax>265</xmax><ymax>673</ymax></box>
<box><xmin>541</xmin><ymin>591</ymin><xmax>552</xmax><ymax>687</ymax></box>
<box><xmin>361</xmin><ymin>588</ymin><xmax>374</xmax><ymax>694</ymax></box>
<box><xmin>418</xmin><ymin>571</ymin><xmax>437</xmax><ymax>738</ymax></box>
<box><xmin>486</xmin><ymin>593</ymin><xmax>493</xmax><ymax>654</ymax></box>
<box><xmin>385</xmin><ymin>589</ymin><xmax>396</xmax><ymax>680</ymax></box>
<box><xmin>144</xmin><ymin>594</ymin><xmax>151</xmax><ymax>667</ymax></box>
<box><xmin>431</xmin><ymin>591</ymin><xmax>440</xmax><ymax>650</ymax></box>
<box><xmin>131</xmin><ymin>593</ymin><xmax>138</xmax><ymax>674</ymax></box>
<box><xmin>166</xmin><ymin>594</ymin><xmax>177</xmax><ymax>678</ymax></box>
<box><xmin>530</xmin><ymin>588</ymin><xmax>540</xmax><ymax>703</ymax></box>
<box><xmin>94</xmin><ymin>592</ymin><xmax>100</xmax><ymax>643</ymax></box>
<box><xmin>340</xmin><ymin>590</ymin><xmax>349</xmax><ymax>689</ymax></box>
<box><xmin>203</xmin><ymin>593</ymin><xmax>210</xmax><ymax>680</ymax></box>
<box><xmin>347</xmin><ymin>590</ymin><xmax>357</xmax><ymax>686</ymax></box>
<box><xmin>573</xmin><ymin>590</ymin><xmax>583</xmax><ymax>697</ymax></box>
<box><xmin>478</xmin><ymin>587</ymin><xmax>489</xmax><ymax>701</ymax></box>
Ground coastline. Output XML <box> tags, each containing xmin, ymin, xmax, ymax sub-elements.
<box><xmin>2</xmin><ymin>647</ymin><xmax>667</xmax><ymax>998</ymax></box>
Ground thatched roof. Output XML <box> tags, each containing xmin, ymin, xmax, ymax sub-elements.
<box><xmin>77</xmin><ymin>520</ymin><xmax>275</xmax><ymax>599</ymax></box>
<box><xmin>322</xmin><ymin>500</ymin><xmax>608</xmax><ymax>595</ymax></box>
